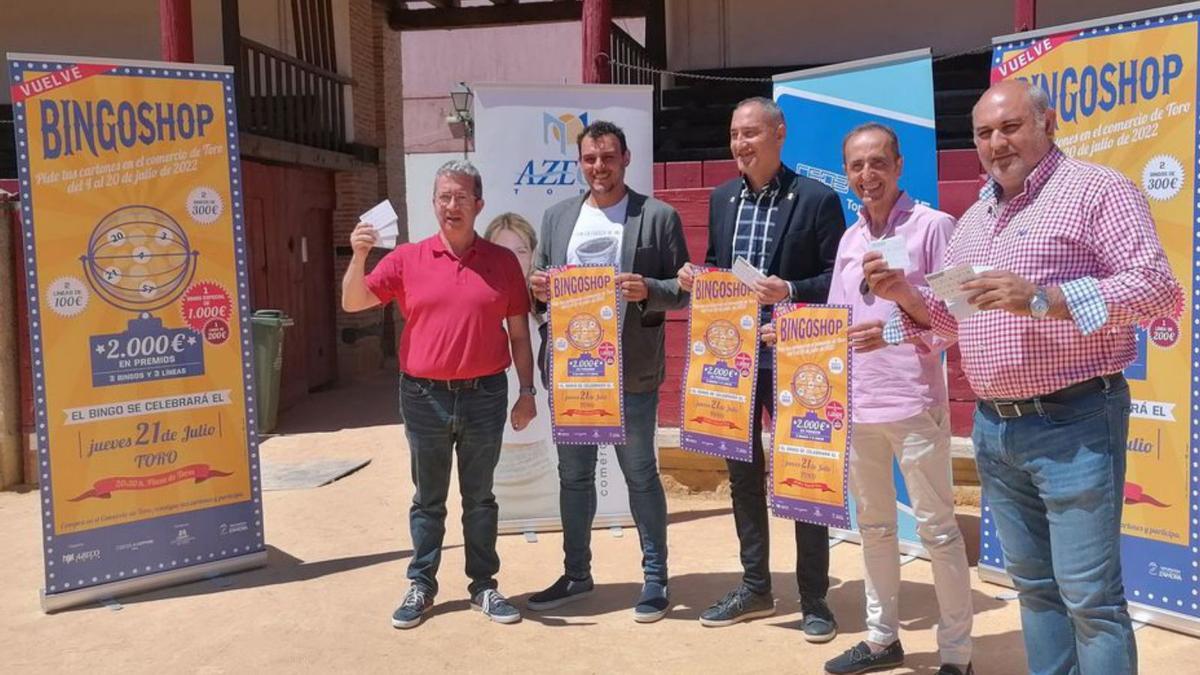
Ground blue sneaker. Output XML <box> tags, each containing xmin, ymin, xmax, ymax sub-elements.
<box><xmin>471</xmin><ymin>588</ymin><xmax>521</xmax><ymax>624</ymax></box>
<box><xmin>527</xmin><ymin>575</ymin><xmax>595</xmax><ymax>611</ymax></box>
<box><xmin>633</xmin><ymin>582</ymin><xmax>669</xmax><ymax>623</ymax></box>
<box><xmin>391</xmin><ymin>584</ymin><xmax>434</xmax><ymax>629</ymax></box>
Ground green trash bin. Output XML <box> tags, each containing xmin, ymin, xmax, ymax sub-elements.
<box><xmin>250</xmin><ymin>309</ymin><xmax>294</xmax><ymax>434</ymax></box>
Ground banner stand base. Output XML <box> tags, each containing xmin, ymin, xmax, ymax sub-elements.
<box><xmin>40</xmin><ymin>550</ymin><xmax>268</xmax><ymax>614</ymax></box>
<box><xmin>978</xmin><ymin>564</ymin><xmax>1200</xmax><ymax>638</ymax></box>
<box><xmin>497</xmin><ymin>513</ymin><xmax>634</xmax><ymax>536</ymax></box>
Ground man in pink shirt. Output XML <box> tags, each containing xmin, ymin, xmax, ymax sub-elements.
<box><xmin>863</xmin><ymin>81</ymin><xmax>1182</xmax><ymax>675</ymax></box>
<box><xmin>820</xmin><ymin>124</ymin><xmax>972</xmax><ymax>675</ymax></box>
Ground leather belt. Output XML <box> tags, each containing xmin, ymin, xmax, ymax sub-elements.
<box><xmin>979</xmin><ymin>373</ymin><xmax>1125</xmax><ymax>419</ymax></box>
<box><xmin>405</xmin><ymin>372</ymin><xmax>505</xmax><ymax>391</ymax></box>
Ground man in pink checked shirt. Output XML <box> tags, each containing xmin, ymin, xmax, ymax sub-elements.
<box><xmin>859</xmin><ymin>80</ymin><xmax>1182</xmax><ymax>675</ymax></box>
<box><xmin>820</xmin><ymin>123</ymin><xmax>973</xmax><ymax>675</ymax></box>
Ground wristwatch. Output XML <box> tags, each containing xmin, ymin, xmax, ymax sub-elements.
<box><xmin>518</xmin><ymin>386</ymin><xmax>537</xmax><ymax>397</ymax></box>
<box><xmin>1030</xmin><ymin>286</ymin><xmax>1050</xmax><ymax>319</ymax></box>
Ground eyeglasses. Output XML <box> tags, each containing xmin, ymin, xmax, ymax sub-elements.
<box><xmin>435</xmin><ymin>192</ymin><xmax>475</xmax><ymax>206</ymax></box>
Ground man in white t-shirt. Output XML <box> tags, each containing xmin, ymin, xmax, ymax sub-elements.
<box><xmin>528</xmin><ymin>120</ymin><xmax>690</xmax><ymax>623</ymax></box>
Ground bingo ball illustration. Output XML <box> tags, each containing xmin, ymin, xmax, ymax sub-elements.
<box><xmin>704</xmin><ymin>320</ymin><xmax>742</xmax><ymax>359</ymax></box>
<box><xmin>566</xmin><ymin>313</ymin><xmax>604</xmax><ymax>351</ymax></box>
<box><xmin>81</xmin><ymin>205</ymin><xmax>198</xmax><ymax>312</ymax></box>
<box><xmin>791</xmin><ymin>363</ymin><xmax>832</xmax><ymax>409</ymax></box>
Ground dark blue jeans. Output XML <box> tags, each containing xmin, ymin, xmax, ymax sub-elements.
<box><xmin>974</xmin><ymin>377</ymin><xmax>1136</xmax><ymax>675</ymax></box>
<box><xmin>401</xmin><ymin>372</ymin><xmax>508</xmax><ymax>597</ymax></box>
<box><xmin>727</xmin><ymin>372</ymin><xmax>830</xmax><ymax>603</ymax></box>
<box><xmin>557</xmin><ymin>390</ymin><xmax>668</xmax><ymax>585</ymax></box>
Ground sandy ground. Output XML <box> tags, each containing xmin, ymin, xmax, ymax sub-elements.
<box><xmin>0</xmin><ymin>370</ymin><xmax>1194</xmax><ymax>674</ymax></box>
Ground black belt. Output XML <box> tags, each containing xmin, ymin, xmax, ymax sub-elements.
<box><xmin>404</xmin><ymin>372</ymin><xmax>505</xmax><ymax>391</ymax></box>
<box><xmin>979</xmin><ymin>373</ymin><xmax>1125</xmax><ymax>419</ymax></box>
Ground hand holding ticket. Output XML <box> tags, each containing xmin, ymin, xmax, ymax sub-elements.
<box><xmin>867</xmin><ymin>236</ymin><xmax>909</xmax><ymax>271</ymax></box>
<box><xmin>732</xmin><ymin>256</ymin><xmax>767</xmax><ymax>288</ymax></box>
<box><xmin>359</xmin><ymin>199</ymin><xmax>399</xmax><ymax>249</ymax></box>
<box><xmin>925</xmin><ymin>264</ymin><xmax>993</xmax><ymax>320</ymax></box>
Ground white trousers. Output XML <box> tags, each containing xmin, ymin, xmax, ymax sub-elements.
<box><xmin>849</xmin><ymin>407</ymin><xmax>973</xmax><ymax>664</ymax></box>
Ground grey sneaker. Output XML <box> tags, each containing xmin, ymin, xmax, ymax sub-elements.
<box><xmin>471</xmin><ymin>588</ymin><xmax>521</xmax><ymax>624</ymax></box>
<box><xmin>527</xmin><ymin>574</ymin><xmax>595</xmax><ymax>611</ymax></box>
<box><xmin>633</xmin><ymin>582</ymin><xmax>669</xmax><ymax>623</ymax></box>
<box><xmin>801</xmin><ymin>598</ymin><xmax>838</xmax><ymax>643</ymax></box>
<box><xmin>391</xmin><ymin>585</ymin><xmax>434</xmax><ymax>629</ymax></box>
<box><xmin>824</xmin><ymin>640</ymin><xmax>904</xmax><ymax>674</ymax></box>
<box><xmin>699</xmin><ymin>585</ymin><xmax>776</xmax><ymax>627</ymax></box>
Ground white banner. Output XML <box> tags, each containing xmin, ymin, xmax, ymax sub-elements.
<box><xmin>473</xmin><ymin>82</ymin><xmax>653</xmax><ymax>533</ymax></box>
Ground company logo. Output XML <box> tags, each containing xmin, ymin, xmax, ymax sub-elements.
<box><xmin>513</xmin><ymin>111</ymin><xmax>590</xmax><ymax>195</ymax></box>
<box><xmin>543</xmin><ymin>112</ymin><xmax>589</xmax><ymax>155</ymax></box>
<box><xmin>171</xmin><ymin>527</ymin><xmax>195</xmax><ymax>546</ymax></box>
<box><xmin>220</xmin><ymin>521</ymin><xmax>249</xmax><ymax>536</ymax></box>
<box><xmin>1148</xmin><ymin>561</ymin><xmax>1183</xmax><ymax>581</ymax></box>
<box><xmin>62</xmin><ymin>549</ymin><xmax>101</xmax><ymax>565</ymax></box>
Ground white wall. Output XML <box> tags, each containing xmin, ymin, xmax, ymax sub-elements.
<box><xmin>665</xmin><ymin>0</ymin><xmax>1196</xmax><ymax>70</ymax></box>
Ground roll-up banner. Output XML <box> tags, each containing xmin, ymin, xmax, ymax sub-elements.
<box><xmin>986</xmin><ymin>3</ymin><xmax>1200</xmax><ymax>635</ymax></box>
<box><xmin>7</xmin><ymin>53</ymin><xmax>266</xmax><ymax>612</ymax></box>
<box><xmin>472</xmin><ymin>83</ymin><xmax>653</xmax><ymax>533</ymax></box>
<box><xmin>773</xmin><ymin>49</ymin><xmax>940</xmax><ymax>555</ymax></box>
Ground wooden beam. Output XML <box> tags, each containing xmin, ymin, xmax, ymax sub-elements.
<box><xmin>388</xmin><ymin>0</ymin><xmax>646</xmax><ymax>31</ymax></box>
<box><xmin>1014</xmin><ymin>0</ymin><xmax>1036</xmax><ymax>32</ymax></box>
<box><xmin>159</xmin><ymin>0</ymin><xmax>195</xmax><ymax>62</ymax></box>
<box><xmin>582</xmin><ymin>0</ymin><xmax>611</xmax><ymax>84</ymax></box>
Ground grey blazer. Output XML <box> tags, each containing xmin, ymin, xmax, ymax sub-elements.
<box><xmin>535</xmin><ymin>188</ymin><xmax>690</xmax><ymax>393</ymax></box>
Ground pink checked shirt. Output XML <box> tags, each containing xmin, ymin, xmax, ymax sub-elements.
<box><xmin>829</xmin><ymin>193</ymin><xmax>955</xmax><ymax>424</ymax></box>
<box><xmin>885</xmin><ymin>147</ymin><xmax>1182</xmax><ymax>401</ymax></box>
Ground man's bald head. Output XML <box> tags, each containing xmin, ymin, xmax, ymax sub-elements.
<box><xmin>972</xmin><ymin>80</ymin><xmax>1057</xmax><ymax>198</ymax></box>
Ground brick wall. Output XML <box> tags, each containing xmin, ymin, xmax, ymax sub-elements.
<box><xmin>652</xmin><ymin>153</ymin><xmax>986</xmax><ymax>437</ymax></box>
<box><xmin>333</xmin><ymin>0</ymin><xmax>391</xmax><ymax>380</ymax></box>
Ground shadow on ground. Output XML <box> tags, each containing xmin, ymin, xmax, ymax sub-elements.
<box><xmin>57</xmin><ymin>544</ymin><xmax>449</xmax><ymax>610</ymax></box>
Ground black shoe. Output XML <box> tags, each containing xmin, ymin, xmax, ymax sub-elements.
<box><xmin>801</xmin><ymin>598</ymin><xmax>838</xmax><ymax>643</ymax></box>
<box><xmin>699</xmin><ymin>585</ymin><xmax>776</xmax><ymax>627</ymax></box>
<box><xmin>633</xmin><ymin>582</ymin><xmax>669</xmax><ymax>623</ymax></box>
<box><xmin>824</xmin><ymin>640</ymin><xmax>904</xmax><ymax>674</ymax></box>
<box><xmin>937</xmin><ymin>664</ymin><xmax>974</xmax><ymax>675</ymax></box>
<box><xmin>391</xmin><ymin>584</ymin><xmax>434</xmax><ymax>629</ymax></box>
<box><xmin>527</xmin><ymin>574</ymin><xmax>595</xmax><ymax>611</ymax></box>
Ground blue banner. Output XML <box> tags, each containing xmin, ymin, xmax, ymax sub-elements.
<box><xmin>773</xmin><ymin>49</ymin><xmax>939</xmax><ymax>557</ymax></box>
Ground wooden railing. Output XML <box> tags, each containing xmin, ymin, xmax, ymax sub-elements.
<box><xmin>234</xmin><ymin>37</ymin><xmax>352</xmax><ymax>152</ymax></box>
<box><xmin>609</xmin><ymin>23</ymin><xmax>658</xmax><ymax>88</ymax></box>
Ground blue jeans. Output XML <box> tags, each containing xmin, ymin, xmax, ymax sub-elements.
<box><xmin>557</xmin><ymin>390</ymin><xmax>668</xmax><ymax>585</ymax></box>
<box><xmin>973</xmin><ymin>378</ymin><xmax>1136</xmax><ymax>675</ymax></box>
<box><xmin>400</xmin><ymin>372</ymin><xmax>508</xmax><ymax>597</ymax></box>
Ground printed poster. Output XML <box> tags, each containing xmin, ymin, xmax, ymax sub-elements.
<box><xmin>679</xmin><ymin>269</ymin><xmax>758</xmax><ymax>462</ymax></box>
<box><xmin>768</xmin><ymin>303</ymin><xmax>852</xmax><ymax>529</ymax></box>
<box><xmin>548</xmin><ymin>265</ymin><xmax>625</xmax><ymax>445</ymax></box>
<box><xmin>985</xmin><ymin>6</ymin><xmax>1200</xmax><ymax>633</ymax></box>
<box><xmin>7</xmin><ymin>53</ymin><xmax>264</xmax><ymax>608</ymax></box>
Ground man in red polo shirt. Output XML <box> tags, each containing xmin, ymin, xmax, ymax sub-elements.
<box><xmin>342</xmin><ymin>160</ymin><xmax>537</xmax><ymax>629</ymax></box>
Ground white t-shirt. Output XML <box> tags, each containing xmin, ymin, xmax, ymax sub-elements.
<box><xmin>566</xmin><ymin>195</ymin><xmax>628</xmax><ymax>269</ymax></box>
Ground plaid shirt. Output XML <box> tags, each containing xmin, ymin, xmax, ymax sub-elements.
<box><xmin>733</xmin><ymin>171</ymin><xmax>784</xmax><ymax>328</ymax></box>
<box><xmin>884</xmin><ymin>147</ymin><xmax>1182</xmax><ymax>400</ymax></box>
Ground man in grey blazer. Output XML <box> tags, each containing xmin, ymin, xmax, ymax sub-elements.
<box><xmin>527</xmin><ymin>120</ymin><xmax>690</xmax><ymax>623</ymax></box>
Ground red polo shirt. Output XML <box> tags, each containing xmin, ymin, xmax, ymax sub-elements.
<box><xmin>364</xmin><ymin>234</ymin><xmax>530</xmax><ymax>380</ymax></box>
